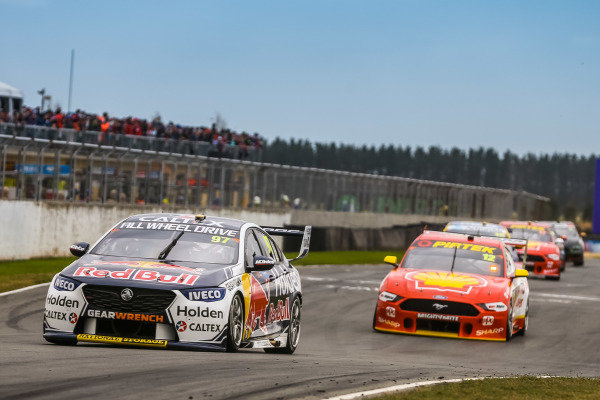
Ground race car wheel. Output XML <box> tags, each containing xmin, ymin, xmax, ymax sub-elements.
<box><xmin>574</xmin><ymin>257</ymin><xmax>584</xmax><ymax>266</ymax></box>
<box><xmin>264</xmin><ymin>296</ymin><xmax>301</xmax><ymax>354</ymax></box>
<box><xmin>517</xmin><ymin>300</ymin><xmax>529</xmax><ymax>336</ymax></box>
<box><xmin>226</xmin><ymin>294</ymin><xmax>244</xmax><ymax>352</ymax></box>
<box><xmin>505</xmin><ymin>304</ymin><xmax>514</xmax><ymax>342</ymax></box>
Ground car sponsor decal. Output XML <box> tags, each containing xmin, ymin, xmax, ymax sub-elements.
<box><xmin>241</xmin><ymin>273</ymin><xmax>291</xmax><ymax>339</ymax></box>
<box><xmin>476</xmin><ymin>327</ymin><xmax>504</xmax><ymax>336</ymax></box>
<box><xmin>507</xmin><ymin>224</ymin><xmax>546</xmax><ymax>231</ymax></box>
<box><xmin>377</xmin><ymin>316</ymin><xmax>401</xmax><ymax>329</ymax></box>
<box><xmin>175</xmin><ymin>321</ymin><xmax>221</xmax><ymax>332</ymax></box>
<box><xmin>417</xmin><ymin>313</ymin><xmax>459</xmax><ymax>322</ymax></box>
<box><xmin>406</xmin><ymin>271</ymin><xmax>487</xmax><ymax>294</ymax></box>
<box><xmin>54</xmin><ymin>276</ymin><xmax>81</xmax><ymax>291</ymax></box>
<box><xmin>73</xmin><ymin>266</ymin><xmax>199</xmax><ymax>285</ymax></box>
<box><xmin>86</xmin><ymin>260</ymin><xmax>204</xmax><ymax>275</ymax></box>
<box><xmin>76</xmin><ymin>334</ymin><xmax>167</xmax><ymax>347</ymax></box>
<box><xmin>482</xmin><ymin>316</ymin><xmax>494</xmax><ymax>326</ymax></box>
<box><xmin>180</xmin><ymin>288</ymin><xmax>226</xmax><ymax>302</ymax></box>
<box><xmin>46</xmin><ymin>294</ymin><xmax>80</xmax><ymax>308</ymax></box>
<box><xmin>118</xmin><ymin>220</ymin><xmax>239</xmax><ymax>237</ymax></box>
<box><xmin>175</xmin><ymin>305</ymin><xmax>224</xmax><ymax>319</ymax></box>
<box><xmin>69</xmin><ymin>312</ymin><xmax>78</xmax><ymax>324</ymax></box>
<box><xmin>386</xmin><ymin>306</ymin><xmax>396</xmax><ymax>317</ymax></box>
<box><xmin>86</xmin><ymin>309</ymin><xmax>165</xmax><ymax>323</ymax></box>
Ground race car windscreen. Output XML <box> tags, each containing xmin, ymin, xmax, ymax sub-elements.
<box><xmin>508</xmin><ymin>227</ymin><xmax>553</xmax><ymax>242</ymax></box>
<box><xmin>553</xmin><ymin>224</ymin><xmax>579</xmax><ymax>239</ymax></box>
<box><xmin>402</xmin><ymin>240</ymin><xmax>505</xmax><ymax>277</ymax></box>
<box><xmin>91</xmin><ymin>228</ymin><xmax>239</xmax><ymax>265</ymax></box>
<box><xmin>445</xmin><ymin>223</ymin><xmax>508</xmax><ymax>238</ymax></box>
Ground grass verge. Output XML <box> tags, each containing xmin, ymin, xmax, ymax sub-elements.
<box><xmin>375</xmin><ymin>377</ymin><xmax>600</xmax><ymax>400</ymax></box>
<box><xmin>0</xmin><ymin>257</ymin><xmax>76</xmax><ymax>293</ymax></box>
<box><xmin>285</xmin><ymin>250</ymin><xmax>405</xmax><ymax>266</ymax></box>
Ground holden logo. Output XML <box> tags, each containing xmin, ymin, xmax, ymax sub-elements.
<box><xmin>432</xmin><ymin>303</ymin><xmax>448</xmax><ymax>311</ymax></box>
<box><xmin>120</xmin><ymin>288</ymin><xmax>134</xmax><ymax>302</ymax></box>
<box><xmin>176</xmin><ymin>321</ymin><xmax>187</xmax><ymax>332</ymax></box>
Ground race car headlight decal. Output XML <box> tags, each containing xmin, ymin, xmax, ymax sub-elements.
<box><xmin>53</xmin><ymin>275</ymin><xmax>82</xmax><ymax>291</ymax></box>
<box><xmin>547</xmin><ymin>253</ymin><xmax>560</xmax><ymax>261</ymax></box>
<box><xmin>379</xmin><ymin>291</ymin><xmax>403</xmax><ymax>303</ymax></box>
<box><xmin>478</xmin><ymin>302</ymin><xmax>508</xmax><ymax>312</ymax></box>
<box><xmin>180</xmin><ymin>288</ymin><xmax>226</xmax><ymax>302</ymax></box>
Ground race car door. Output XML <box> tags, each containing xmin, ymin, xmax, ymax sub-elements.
<box><xmin>255</xmin><ymin>230</ymin><xmax>294</xmax><ymax>336</ymax></box>
<box><xmin>505</xmin><ymin>246</ymin><xmax>528</xmax><ymax>328</ymax></box>
<box><xmin>243</xmin><ymin>228</ymin><xmax>283</xmax><ymax>339</ymax></box>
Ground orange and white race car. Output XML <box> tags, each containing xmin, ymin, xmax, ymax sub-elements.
<box><xmin>373</xmin><ymin>231</ymin><xmax>529</xmax><ymax>341</ymax></box>
<box><xmin>499</xmin><ymin>221</ymin><xmax>562</xmax><ymax>280</ymax></box>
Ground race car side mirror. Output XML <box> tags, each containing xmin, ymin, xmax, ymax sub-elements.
<box><xmin>384</xmin><ymin>255</ymin><xmax>398</xmax><ymax>267</ymax></box>
<box><xmin>560</xmin><ymin>235</ymin><xmax>567</xmax><ymax>241</ymax></box>
<box><xmin>581</xmin><ymin>232</ymin><xmax>587</xmax><ymax>237</ymax></box>
<box><xmin>514</xmin><ymin>269</ymin><xmax>529</xmax><ymax>278</ymax></box>
<box><xmin>70</xmin><ymin>242</ymin><xmax>89</xmax><ymax>257</ymax></box>
<box><xmin>252</xmin><ymin>255</ymin><xmax>275</xmax><ymax>271</ymax></box>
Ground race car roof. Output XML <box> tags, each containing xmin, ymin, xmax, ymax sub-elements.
<box><xmin>499</xmin><ymin>221</ymin><xmax>550</xmax><ymax>229</ymax></box>
<box><xmin>417</xmin><ymin>230</ymin><xmax>505</xmax><ymax>248</ymax></box>
<box><xmin>124</xmin><ymin>213</ymin><xmax>246</xmax><ymax>230</ymax></box>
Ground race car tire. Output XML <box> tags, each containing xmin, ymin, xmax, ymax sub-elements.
<box><xmin>264</xmin><ymin>296</ymin><xmax>301</xmax><ymax>354</ymax></box>
<box><xmin>226</xmin><ymin>294</ymin><xmax>244</xmax><ymax>352</ymax></box>
<box><xmin>505</xmin><ymin>304</ymin><xmax>514</xmax><ymax>342</ymax></box>
<box><xmin>546</xmin><ymin>275</ymin><xmax>561</xmax><ymax>281</ymax></box>
<box><xmin>574</xmin><ymin>258</ymin><xmax>584</xmax><ymax>266</ymax></box>
<box><xmin>516</xmin><ymin>300</ymin><xmax>529</xmax><ymax>336</ymax></box>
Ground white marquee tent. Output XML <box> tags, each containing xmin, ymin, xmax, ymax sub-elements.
<box><xmin>0</xmin><ymin>81</ymin><xmax>24</xmax><ymax>119</ymax></box>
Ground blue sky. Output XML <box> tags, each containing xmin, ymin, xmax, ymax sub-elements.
<box><xmin>1</xmin><ymin>0</ymin><xmax>598</xmax><ymax>155</ymax></box>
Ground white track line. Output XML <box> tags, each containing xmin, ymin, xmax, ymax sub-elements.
<box><xmin>323</xmin><ymin>378</ymin><xmax>471</xmax><ymax>400</ymax></box>
<box><xmin>534</xmin><ymin>293</ymin><xmax>600</xmax><ymax>302</ymax></box>
<box><xmin>323</xmin><ymin>376</ymin><xmax>554</xmax><ymax>400</ymax></box>
<box><xmin>0</xmin><ymin>282</ymin><xmax>49</xmax><ymax>297</ymax></box>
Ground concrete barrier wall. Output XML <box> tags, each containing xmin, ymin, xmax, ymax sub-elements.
<box><xmin>0</xmin><ymin>201</ymin><xmax>291</xmax><ymax>260</ymax></box>
<box><xmin>0</xmin><ymin>201</ymin><xmax>455</xmax><ymax>260</ymax></box>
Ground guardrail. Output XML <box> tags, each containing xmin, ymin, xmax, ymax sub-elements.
<box><xmin>0</xmin><ymin>130</ymin><xmax>551</xmax><ymax>220</ymax></box>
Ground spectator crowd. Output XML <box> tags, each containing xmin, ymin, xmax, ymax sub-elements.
<box><xmin>0</xmin><ymin>106</ymin><xmax>263</xmax><ymax>159</ymax></box>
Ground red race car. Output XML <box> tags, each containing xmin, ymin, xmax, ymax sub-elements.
<box><xmin>499</xmin><ymin>221</ymin><xmax>562</xmax><ymax>280</ymax></box>
<box><xmin>373</xmin><ymin>231</ymin><xmax>530</xmax><ymax>341</ymax></box>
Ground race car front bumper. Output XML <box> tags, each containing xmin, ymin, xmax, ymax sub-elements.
<box><xmin>373</xmin><ymin>300</ymin><xmax>509</xmax><ymax>341</ymax></box>
<box><xmin>43</xmin><ymin>331</ymin><xmax>227</xmax><ymax>351</ymax></box>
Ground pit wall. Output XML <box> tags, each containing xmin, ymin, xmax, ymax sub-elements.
<box><xmin>0</xmin><ymin>201</ymin><xmax>456</xmax><ymax>260</ymax></box>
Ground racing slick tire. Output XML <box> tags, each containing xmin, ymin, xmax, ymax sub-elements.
<box><xmin>264</xmin><ymin>296</ymin><xmax>301</xmax><ymax>355</ymax></box>
<box><xmin>546</xmin><ymin>274</ymin><xmax>561</xmax><ymax>281</ymax></box>
<box><xmin>505</xmin><ymin>303</ymin><xmax>514</xmax><ymax>342</ymax></box>
<box><xmin>574</xmin><ymin>257</ymin><xmax>584</xmax><ymax>267</ymax></box>
<box><xmin>516</xmin><ymin>300</ymin><xmax>529</xmax><ymax>337</ymax></box>
<box><xmin>226</xmin><ymin>294</ymin><xmax>244</xmax><ymax>352</ymax></box>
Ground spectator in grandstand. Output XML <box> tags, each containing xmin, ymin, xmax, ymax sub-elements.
<box><xmin>3</xmin><ymin>105</ymin><xmax>264</xmax><ymax>160</ymax></box>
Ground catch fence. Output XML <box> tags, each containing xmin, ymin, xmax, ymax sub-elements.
<box><xmin>0</xmin><ymin>125</ymin><xmax>550</xmax><ymax>220</ymax></box>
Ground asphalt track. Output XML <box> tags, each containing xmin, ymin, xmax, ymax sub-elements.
<box><xmin>1</xmin><ymin>259</ymin><xmax>599</xmax><ymax>400</ymax></box>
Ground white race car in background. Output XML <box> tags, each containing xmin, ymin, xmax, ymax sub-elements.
<box><xmin>43</xmin><ymin>213</ymin><xmax>311</xmax><ymax>353</ymax></box>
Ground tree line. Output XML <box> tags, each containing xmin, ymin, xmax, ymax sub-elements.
<box><xmin>262</xmin><ymin>138</ymin><xmax>597</xmax><ymax>220</ymax></box>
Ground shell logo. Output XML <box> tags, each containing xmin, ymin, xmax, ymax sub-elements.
<box><xmin>406</xmin><ymin>271</ymin><xmax>487</xmax><ymax>294</ymax></box>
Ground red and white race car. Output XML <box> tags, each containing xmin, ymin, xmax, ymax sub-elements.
<box><xmin>499</xmin><ymin>221</ymin><xmax>562</xmax><ymax>280</ymax></box>
<box><xmin>373</xmin><ymin>231</ymin><xmax>530</xmax><ymax>341</ymax></box>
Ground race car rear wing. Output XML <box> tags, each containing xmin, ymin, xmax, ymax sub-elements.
<box><xmin>263</xmin><ymin>226</ymin><xmax>312</xmax><ymax>261</ymax></box>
